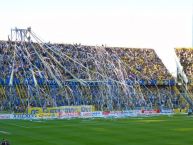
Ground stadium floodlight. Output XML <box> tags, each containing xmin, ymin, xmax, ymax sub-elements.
<box><xmin>9</xmin><ymin>27</ymin><xmax>31</xmax><ymax>42</ymax></box>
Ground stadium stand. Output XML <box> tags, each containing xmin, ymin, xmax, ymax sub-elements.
<box><xmin>175</xmin><ymin>48</ymin><xmax>193</xmax><ymax>83</ymax></box>
<box><xmin>0</xmin><ymin>38</ymin><xmax>181</xmax><ymax>113</ymax></box>
<box><xmin>175</xmin><ymin>48</ymin><xmax>193</xmax><ymax>106</ymax></box>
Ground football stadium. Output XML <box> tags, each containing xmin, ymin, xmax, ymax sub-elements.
<box><xmin>0</xmin><ymin>27</ymin><xmax>192</xmax><ymax>145</ymax></box>
<box><xmin>1</xmin><ymin>0</ymin><xmax>193</xmax><ymax>145</ymax></box>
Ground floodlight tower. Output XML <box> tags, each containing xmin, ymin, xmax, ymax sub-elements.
<box><xmin>6</xmin><ymin>27</ymin><xmax>31</xmax><ymax>112</ymax></box>
<box><xmin>9</xmin><ymin>27</ymin><xmax>31</xmax><ymax>42</ymax></box>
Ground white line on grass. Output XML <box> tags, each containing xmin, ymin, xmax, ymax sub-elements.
<box><xmin>0</xmin><ymin>131</ymin><xmax>11</xmax><ymax>135</ymax></box>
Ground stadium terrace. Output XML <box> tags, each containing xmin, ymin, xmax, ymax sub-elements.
<box><xmin>0</xmin><ymin>28</ymin><xmax>192</xmax><ymax>119</ymax></box>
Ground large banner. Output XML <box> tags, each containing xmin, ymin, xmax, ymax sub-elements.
<box><xmin>28</xmin><ymin>105</ymin><xmax>95</xmax><ymax>114</ymax></box>
<box><xmin>36</xmin><ymin>113</ymin><xmax>58</xmax><ymax>119</ymax></box>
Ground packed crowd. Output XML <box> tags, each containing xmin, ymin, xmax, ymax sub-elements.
<box><xmin>0</xmin><ymin>41</ymin><xmax>173</xmax><ymax>83</ymax></box>
<box><xmin>0</xmin><ymin>40</ymin><xmax>179</xmax><ymax>112</ymax></box>
<box><xmin>175</xmin><ymin>48</ymin><xmax>193</xmax><ymax>82</ymax></box>
<box><xmin>106</xmin><ymin>47</ymin><xmax>173</xmax><ymax>81</ymax></box>
<box><xmin>0</xmin><ymin>85</ymin><xmax>182</xmax><ymax>112</ymax></box>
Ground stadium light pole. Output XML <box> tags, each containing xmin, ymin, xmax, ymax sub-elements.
<box><xmin>9</xmin><ymin>27</ymin><xmax>31</xmax><ymax>42</ymax></box>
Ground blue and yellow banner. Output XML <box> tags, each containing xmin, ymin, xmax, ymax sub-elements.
<box><xmin>28</xmin><ymin>105</ymin><xmax>95</xmax><ymax>114</ymax></box>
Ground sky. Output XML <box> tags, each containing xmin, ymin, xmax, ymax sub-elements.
<box><xmin>0</xmin><ymin>0</ymin><xmax>193</xmax><ymax>77</ymax></box>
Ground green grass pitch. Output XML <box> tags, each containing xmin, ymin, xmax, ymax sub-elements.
<box><xmin>0</xmin><ymin>115</ymin><xmax>193</xmax><ymax>145</ymax></box>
